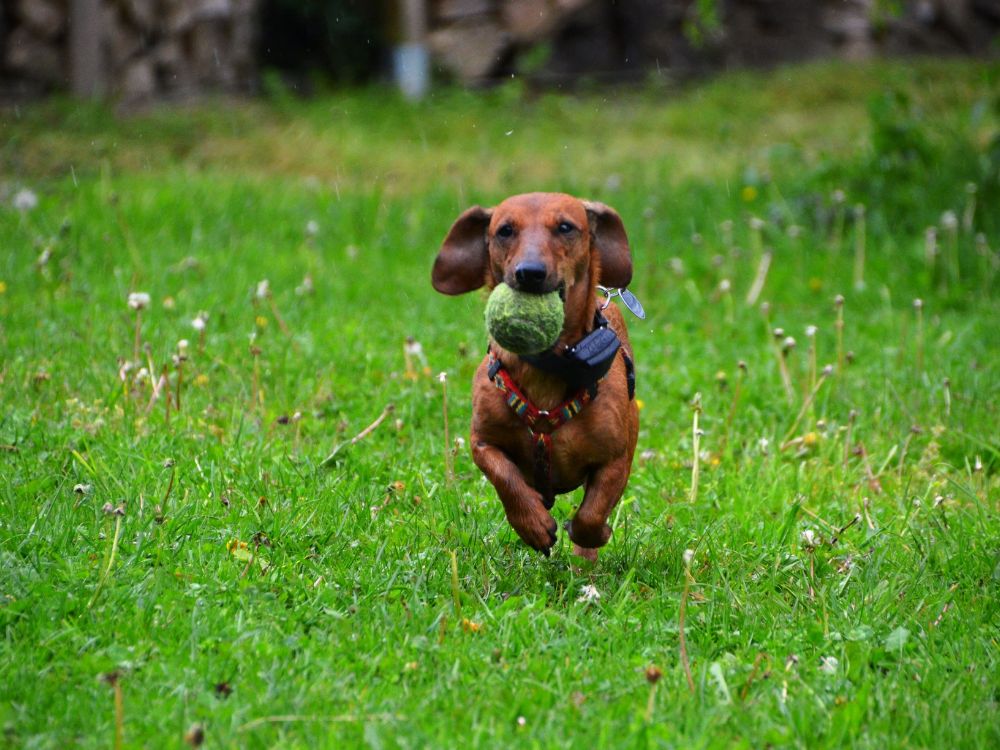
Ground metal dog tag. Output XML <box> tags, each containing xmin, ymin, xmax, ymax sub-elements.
<box><xmin>620</xmin><ymin>288</ymin><xmax>646</xmax><ymax>320</ymax></box>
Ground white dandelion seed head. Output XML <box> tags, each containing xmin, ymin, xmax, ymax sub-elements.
<box><xmin>191</xmin><ymin>314</ymin><xmax>207</xmax><ymax>331</ymax></box>
<box><xmin>13</xmin><ymin>188</ymin><xmax>38</xmax><ymax>212</ymax></box>
<box><xmin>305</xmin><ymin>219</ymin><xmax>320</xmax><ymax>236</ymax></box>
<box><xmin>682</xmin><ymin>549</ymin><xmax>695</xmax><ymax>567</ymax></box>
<box><xmin>819</xmin><ymin>656</ymin><xmax>839</xmax><ymax>675</ymax></box>
<box><xmin>940</xmin><ymin>210</ymin><xmax>958</xmax><ymax>230</ymax></box>
<box><xmin>437</xmin><ymin>371</ymin><xmax>448</xmax><ymax>383</ymax></box>
<box><xmin>801</xmin><ymin>529</ymin><xmax>817</xmax><ymax>548</ymax></box>
<box><xmin>255</xmin><ymin>279</ymin><xmax>270</xmax><ymax>300</ymax></box>
<box><xmin>805</xmin><ymin>325</ymin><xmax>817</xmax><ymax>338</ymax></box>
<box><xmin>576</xmin><ymin>584</ymin><xmax>601</xmax><ymax>603</ymax></box>
<box><xmin>127</xmin><ymin>292</ymin><xmax>151</xmax><ymax>311</ymax></box>
<box><xmin>832</xmin><ymin>189</ymin><xmax>846</xmax><ymax>204</ymax></box>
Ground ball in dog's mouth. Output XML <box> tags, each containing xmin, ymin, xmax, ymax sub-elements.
<box><xmin>485</xmin><ymin>282</ymin><xmax>564</xmax><ymax>355</ymax></box>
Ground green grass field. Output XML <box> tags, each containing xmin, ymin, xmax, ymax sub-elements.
<box><xmin>1</xmin><ymin>59</ymin><xmax>999</xmax><ymax>748</ymax></box>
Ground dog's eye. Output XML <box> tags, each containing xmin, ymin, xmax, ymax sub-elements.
<box><xmin>557</xmin><ymin>222</ymin><xmax>576</xmax><ymax>235</ymax></box>
<box><xmin>496</xmin><ymin>224</ymin><xmax>515</xmax><ymax>239</ymax></box>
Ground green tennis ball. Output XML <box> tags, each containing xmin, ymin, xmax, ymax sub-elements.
<box><xmin>485</xmin><ymin>282</ymin><xmax>564</xmax><ymax>354</ymax></box>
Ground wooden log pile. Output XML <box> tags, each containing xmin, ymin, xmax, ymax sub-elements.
<box><xmin>427</xmin><ymin>0</ymin><xmax>1000</xmax><ymax>85</ymax></box>
<box><xmin>1</xmin><ymin>0</ymin><xmax>258</xmax><ymax>101</ymax></box>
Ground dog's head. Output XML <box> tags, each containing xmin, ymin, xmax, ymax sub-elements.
<box><xmin>431</xmin><ymin>193</ymin><xmax>632</xmax><ymax>300</ymax></box>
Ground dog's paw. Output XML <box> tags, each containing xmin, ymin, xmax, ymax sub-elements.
<box><xmin>566</xmin><ymin>515</ymin><xmax>613</xmax><ymax>549</ymax></box>
<box><xmin>507</xmin><ymin>506</ymin><xmax>558</xmax><ymax>556</ymax></box>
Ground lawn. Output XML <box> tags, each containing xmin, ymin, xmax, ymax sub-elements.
<box><xmin>1</xmin><ymin>59</ymin><xmax>999</xmax><ymax>748</ymax></box>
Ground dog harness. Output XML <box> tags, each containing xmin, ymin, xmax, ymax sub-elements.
<box><xmin>487</xmin><ymin>308</ymin><xmax>635</xmax><ymax>507</ymax></box>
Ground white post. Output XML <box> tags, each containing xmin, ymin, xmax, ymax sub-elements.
<box><xmin>395</xmin><ymin>0</ymin><xmax>429</xmax><ymax>100</ymax></box>
<box><xmin>69</xmin><ymin>0</ymin><xmax>104</xmax><ymax>98</ymax></box>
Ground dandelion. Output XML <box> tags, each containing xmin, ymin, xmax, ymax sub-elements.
<box><xmin>720</xmin><ymin>219</ymin><xmax>734</xmax><ymax>248</ymax></box>
<box><xmin>13</xmin><ymin>188</ymin><xmax>38</xmax><ymax>211</ymax></box>
<box><xmin>853</xmin><ymin>203</ymin><xmax>866</xmax><ymax>290</ymax></box>
<box><xmin>577</xmin><ymin>584</ymin><xmax>601</xmax><ymax>603</ymax></box>
<box><xmin>295</xmin><ymin>274</ymin><xmax>314</xmax><ymax>296</ymax></box>
<box><xmin>963</xmin><ymin>182</ymin><xmax>977</xmax><ymax>232</ymax></box>
<box><xmin>305</xmin><ymin>219</ymin><xmax>320</xmax><ymax>237</ymax></box>
<box><xmin>682</xmin><ymin>548</ymin><xmax>695</xmax><ymax>568</ymax></box>
<box><xmin>768</xmin><ymin>329</ymin><xmax>794</xmax><ymax>403</ymax></box>
<box><xmin>516</xmin><ymin>716</ymin><xmax>527</xmax><ymax>728</ymax></box>
<box><xmin>819</xmin><ymin>656</ymin><xmax>839</xmax><ymax>675</ymax></box>
<box><xmin>834</xmin><ymin>294</ymin><xmax>846</xmax><ymax>373</ymax></box>
<box><xmin>439</xmin><ymin>372</ymin><xmax>453</xmax><ymax>483</ymax></box>
<box><xmin>689</xmin><ymin>393</ymin><xmax>703</xmax><ymax>503</ymax></box>
<box><xmin>758</xmin><ymin>436</ymin><xmax>770</xmax><ymax>455</ymax></box>
<box><xmin>255</xmin><ymin>279</ymin><xmax>270</xmax><ymax>300</ymax></box>
<box><xmin>924</xmin><ymin>226</ymin><xmax>938</xmax><ymax>278</ymax></box>
<box><xmin>192</xmin><ymin>312</ymin><xmax>208</xmax><ymax>352</ymax></box>
<box><xmin>913</xmin><ymin>298</ymin><xmax>925</xmax><ymax>376</ymax></box>
<box><xmin>669</xmin><ymin>257</ymin><xmax>684</xmax><ymax>276</ymax></box>
<box><xmin>941</xmin><ymin>211</ymin><xmax>960</xmax><ymax>287</ymax></box>
<box><xmin>404</xmin><ymin>336</ymin><xmax>429</xmax><ymax>379</ymax></box>
<box><xmin>127</xmin><ymin>292</ymin><xmax>150</xmax><ymax>311</ymax></box>
<box><xmin>800</xmin><ymin>529</ymin><xmax>817</xmax><ymax>548</ymax></box>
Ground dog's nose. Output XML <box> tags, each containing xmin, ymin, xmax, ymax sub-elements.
<box><xmin>514</xmin><ymin>261</ymin><xmax>548</xmax><ymax>293</ymax></box>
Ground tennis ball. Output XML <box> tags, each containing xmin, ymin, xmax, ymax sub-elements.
<box><xmin>485</xmin><ymin>282</ymin><xmax>564</xmax><ymax>354</ymax></box>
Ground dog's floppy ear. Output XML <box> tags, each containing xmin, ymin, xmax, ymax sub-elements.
<box><xmin>432</xmin><ymin>205</ymin><xmax>493</xmax><ymax>295</ymax></box>
<box><xmin>584</xmin><ymin>201</ymin><xmax>632</xmax><ymax>288</ymax></box>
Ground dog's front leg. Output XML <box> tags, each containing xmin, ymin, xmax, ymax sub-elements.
<box><xmin>566</xmin><ymin>454</ymin><xmax>632</xmax><ymax>560</ymax></box>
<box><xmin>472</xmin><ymin>440</ymin><xmax>558</xmax><ymax>555</ymax></box>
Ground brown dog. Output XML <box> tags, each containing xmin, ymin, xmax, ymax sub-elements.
<box><xmin>432</xmin><ymin>193</ymin><xmax>639</xmax><ymax>560</ymax></box>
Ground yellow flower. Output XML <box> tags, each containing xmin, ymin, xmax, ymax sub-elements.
<box><xmin>193</xmin><ymin>373</ymin><xmax>210</xmax><ymax>387</ymax></box>
<box><xmin>635</xmin><ymin>399</ymin><xmax>645</xmax><ymax>410</ymax></box>
<box><xmin>0</xmin><ymin>281</ymin><xmax>7</xmax><ymax>294</ymax></box>
<box><xmin>255</xmin><ymin>315</ymin><xmax>268</xmax><ymax>328</ymax></box>
<box><xmin>741</xmin><ymin>185</ymin><xmax>758</xmax><ymax>202</ymax></box>
<box><xmin>808</xmin><ymin>277</ymin><xmax>823</xmax><ymax>292</ymax></box>
<box><xmin>226</xmin><ymin>538</ymin><xmax>247</xmax><ymax>554</ymax></box>
<box><xmin>461</xmin><ymin>618</ymin><xmax>482</xmax><ymax>633</ymax></box>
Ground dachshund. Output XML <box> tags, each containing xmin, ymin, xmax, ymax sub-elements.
<box><xmin>432</xmin><ymin>193</ymin><xmax>640</xmax><ymax>561</ymax></box>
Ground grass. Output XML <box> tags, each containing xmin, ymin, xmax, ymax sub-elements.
<box><xmin>1</xmin><ymin>59</ymin><xmax>999</xmax><ymax>748</ymax></box>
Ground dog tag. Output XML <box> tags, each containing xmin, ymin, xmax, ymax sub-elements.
<box><xmin>620</xmin><ymin>288</ymin><xmax>646</xmax><ymax>320</ymax></box>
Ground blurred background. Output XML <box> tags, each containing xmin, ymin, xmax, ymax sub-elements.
<box><xmin>1</xmin><ymin>0</ymin><xmax>998</xmax><ymax>102</ymax></box>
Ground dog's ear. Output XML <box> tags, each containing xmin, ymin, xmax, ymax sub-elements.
<box><xmin>584</xmin><ymin>201</ymin><xmax>632</xmax><ymax>288</ymax></box>
<box><xmin>432</xmin><ymin>205</ymin><xmax>493</xmax><ymax>295</ymax></box>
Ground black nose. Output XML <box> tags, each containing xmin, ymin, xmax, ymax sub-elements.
<box><xmin>514</xmin><ymin>261</ymin><xmax>548</xmax><ymax>293</ymax></box>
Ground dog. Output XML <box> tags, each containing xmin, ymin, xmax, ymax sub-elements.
<box><xmin>432</xmin><ymin>193</ymin><xmax>640</xmax><ymax>560</ymax></box>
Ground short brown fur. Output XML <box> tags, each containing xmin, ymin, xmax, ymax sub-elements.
<box><xmin>432</xmin><ymin>193</ymin><xmax>639</xmax><ymax>560</ymax></box>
